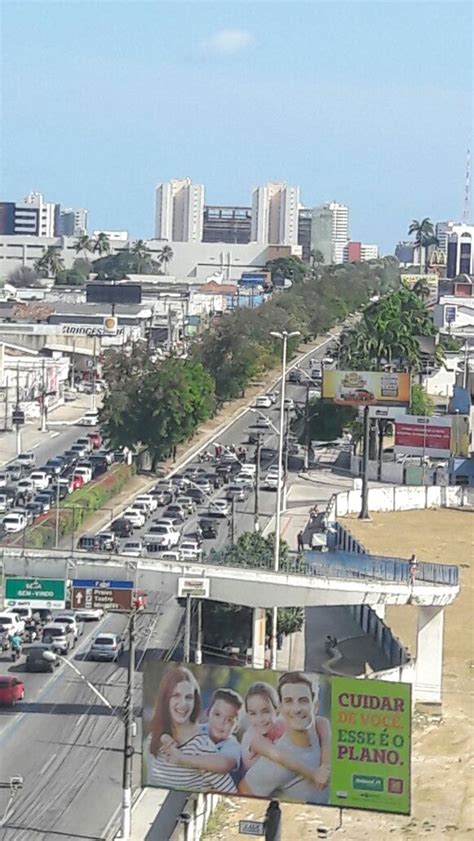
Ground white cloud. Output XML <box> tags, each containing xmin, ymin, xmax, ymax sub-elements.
<box><xmin>203</xmin><ymin>28</ymin><xmax>256</xmax><ymax>56</ymax></box>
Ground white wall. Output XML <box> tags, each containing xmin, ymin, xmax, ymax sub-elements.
<box><xmin>331</xmin><ymin>484</ymin><xmax>473</xmax><ymax>519</ymax></box>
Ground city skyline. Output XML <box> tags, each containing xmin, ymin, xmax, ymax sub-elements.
<box><xmin>2</xmin><ymin>1</ymin><xmax>472</xmax><ymax>252</ymax></box>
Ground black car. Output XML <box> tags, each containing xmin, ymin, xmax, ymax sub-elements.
<box><xmin>26</xmin><ymin>644</ymin><xmax>60</xmax><ymax>673</ymax></box>
<box><xmin>186</xmin><ymin>487</ymin><xmax>205</xmax><ymax>504</ymax></box>
<box><xmin>150</xmin><ymin>487</ymin><xmax>174</xmax><ymax>506</ymax></box>
<box><xmin>64</xmin><ymin>449</ymin><xmax>80</xmax><ymax>464</ymax></box>
<box><xmin>77</xmin><ymin>534</ymin><xmax>102</xmax><ymax>551</ymax></box>
<box><xmin>88</xmin><ymin>454</ymin><xmax>109</xmax><ymax>476</ymax></box>
<box><xmin>204</xmin><ymin>472</ymin><xmax>224</xmax><ymax>490</ymax></box>
<box><xmin>44</xmin><ymin>457</ymin><xmax>66</xmax><ymax>477</ymax></box>
<box><xmin>199</xmin><ymin>518</ymin><xmax>218</xmax><ymax>539</ymax></box>
<box><xmin>26</xmin><ymin>501</ymin><xmax>45</xmax><ymax>520</ymax></box>
<box><xmin>110</xmin><ymin>517</ymin><xmax>134</xmax><ymax>538</ymax></box>
<box><xmin>288</xmin><ymin>369</ymin><xmax>302</xmax><ymax>384</ymax></box>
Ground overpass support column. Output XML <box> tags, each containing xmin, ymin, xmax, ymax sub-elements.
<box><xmin>252</xmin><ymin>608</ymin><xmax>266</xmax><ymax>669</ymax></box>
<box><xmin>415</xmin><ymin>606</ymin><xmax>444</xmax><ymax>705</ymax></box>
<box><xmin>373</xmin><ymin>605</ymin><xmax>385</xmax><ymax>620</ymax></box>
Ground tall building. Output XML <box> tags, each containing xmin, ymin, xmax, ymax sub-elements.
<box><xmin>15</xmin><ymin>192</ymin><xmax>60</xmax><ymax>237</ymax></box>
<box><xmin>251</xmin><ymin>182</ymin><xmax>299</xmax><ymax>246</ymax></box>
<box><xmin>0</xmin><ymin>203</ymin><xmax>16</xmax><ymax>235</ymax></box>
<box><xmin>436</xmin><ymin>221</ymin><xmax>455</xmax><ymax>253</ymax></box>
<box><xmin>297</xmin><ymin>208</ymin><xmax>312</xmax><ymax>262</ymax></box>
<box><xmin>343</xmin><ymin>242</ymin><xmax>379</xmax><ymax>262</ymax></box>
<box><xmin>327</xmin><ymin>201</ymin><xmax>349</xmax><ymax>263</ymax></box>
<box><xmin>154</xmin><ymin>178</ymin><xmax>204</xmax><ymax>242</ymax></box>
<box><xmin>446</xmin><ymin>224</ymin><xmax>474</xmax><ymax>277</ymax></box>
<box><xmin>310</xmin><ymin>205</ymin><xmax>333</xmax><ymax>264</ymax></box>
<box><xmin>202</xmin><ymin>206</ymin><xmax>252</xmax><ymax>244</ymax></box>
<box><xmin>59</xmin><ymin>208</ymin><xmax>88</xmax><ymax>236</ymax></box>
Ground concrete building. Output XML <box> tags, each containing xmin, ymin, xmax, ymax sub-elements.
<box><xmin>446</xmin><ymin>224</ymin><xmax>474</xmax><ymax>278</ymax></box>
<box><xmin>297</xmin><ymin>208</ymin><xmax>312</xmax><ymax>262</ymax></box>
<box><xmin>251</xmin><ymin>182</ymin><xmax>299</xmax><ymax>246</ymax></box>
<box><xmin>310</xmin><ymin>205</ymin><xmax>333</xmax><ymax>264</ymax></box>
<box><xmin>59</xmin><ymin>208</ymin><xmax>88</xmax><ymax>236</ymax></box>
<box><xmin>436</xmin><ymin>220</ymin><xmax>455</xmax><ymax>253</ymax></box>
<box><xmin>91</xmin><ymin>230</ymin><xmax>129</xmax><ymax>242</ymax></box>
<box><xmin>154</xmin><ymin>178</ymin><xmax>204</xmax><ymax>243</ymax></box>
<box><xmin>0</xmin><ymin>193</ymin><xmax>60</xmax><ymax>237</ymax></box>
<box><xmin>327</xmin><ymin>201</ymin><xmax>349</xmax><ymax>263</ymax></box>
<box><xmin>202</xmin><ymin>206</ymin><xmax>252</xmax><ymax>244</ymax></box>
<box><xmin>343</xmin><ymin>241</ymin><xmax>379</xmax><ymax>262</ymax></box>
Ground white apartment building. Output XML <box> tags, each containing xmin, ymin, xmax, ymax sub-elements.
<box><xmin>360</xmin><ymin>243</ymin><xmax>379</xmax><ymax>260</ymax></box>
<box><xmin>436</xmin><ymin>220</ymin><xmax>455</xmax><ymax>253</ymax></box>
<box><xmin>251</xmin><ymin>182</ymin><xmax>299</xmax><ymax>246</ymax></box>
<box><xmin>154</xmin><ymin>178</ymin><xmax>204</xmax><ymax>243</ymax></box>
<box><xmin>14</xmin><ymin>192</ymin><xmax>59</xmax><ymax>237</ymax></box>
<box><xmin>60</xmin><ymin>208</ymin><xmax>88</xmax><ymax>236</ymax></box>
<box><xmin>327</xmin><ymin>201</ymin><xmax>349</xmax><ymax>263</ymax></box>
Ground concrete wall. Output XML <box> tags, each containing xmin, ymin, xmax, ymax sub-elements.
<box><xmin>348</xmin><ymin>604</ymin><xmax>411</xmax><ymax>667</ymax></box>
<box><xmin>329</xmin><ymin>484</ymin><xmax>474</xmax><ymax>519</ymax></box>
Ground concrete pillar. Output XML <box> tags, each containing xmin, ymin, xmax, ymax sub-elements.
<box><xmin>252</xmin><ymin>607</ymin><xmax>266</xmax><ymax>669</ymax></box>
<box><xmin>415</xmin><ymin>606</ymin><xmax>445</xmax><ymax>705</ymax></box>
<box><xmin>373</xmin><ymin>604</ymin><xmax>386</xmax><ymax>620</ymax></box>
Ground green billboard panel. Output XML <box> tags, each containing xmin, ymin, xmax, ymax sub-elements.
<box><xmin>142</xmin><ymin>664</ymin><xmax>411</xmax><ymax>816</ymax></box>
<box><xmin>330</xmin><ymin>676</ymin><xmax>411</xmax><ymax>814</ymax></box>
<box><xmin>5</xmin><ymin>577</ymin><xmax>66</xmax><ymax>609</ymax></box>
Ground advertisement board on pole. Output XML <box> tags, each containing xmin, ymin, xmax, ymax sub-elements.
<box><xmin>394</xmin><ymin>416</ymin><xmax>452</xmax><ymax>457</ymax></box>
<box><xmin>5</xmin><ymin>577</ymin><xmax>66</xmax><ymax>609</ymax></box>
<box><xmin>323</xmin><ymin>371</ymin><xmax>410</xmax><ymax>406</ymax></box>
<box><xmin>178</xmin><ymin>577</ymin><xmax>210</xmax><ymax>599</ymax></box>
<box><xmin>142</xmin><ymin>663</ymin><xmax>411</xmax><ymax>815</ymax></box>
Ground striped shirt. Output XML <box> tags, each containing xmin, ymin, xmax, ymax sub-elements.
<box><xmin>146</xmin><ymin>733</ymin><xmax>237</xmax><ymax>794</ymax></box>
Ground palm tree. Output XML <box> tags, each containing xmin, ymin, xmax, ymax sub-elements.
<box><xmin>131</xmin><ymin>239</ymin><xmax>152</xmax><ymax>273</ymax></box>
<box><xmin>74</xmin><ymin>234</ymin><xmax>93</xmax><ymax>256</ymax></box>
<box><xmin>93</xmin><ymin>232</ymin><xmax>111</xmax><ymax>256</ymax></box>
<box><xmin>158</xmin><ymin>244</ymin><xmax>174</xmax><ymax>274</ymax></box>
<box><xmin>309</xmin><ymin>249</ymin><xmax>325</xmax><ymax>271</ymax></box>
<box><xmin>407</xmin><ymin>218</ymin><xmax>438</xmax><ymax>272</ymax></box>
<box><xmin>34</xmin><ymin>246</ymin><xmax>65</xmax><ymax>279</ymax></box>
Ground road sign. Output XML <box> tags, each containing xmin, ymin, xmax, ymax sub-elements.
<box><xmin>239</xmin><ymin>820</ymin><xmax>265</xmax><ymax>836</ymax></box>
<box><xmin>12</xmin><ymin>409</ymin><xmax>25</xmax><ymax>426</ymax></box>
<box><xmin>5</xmin><ymin>577</ymin><xmax>66</xmax><ymax>609</ymax></box>
<box><xmin>71</xmin><ymin>579</ymin><xmax>134</xmax><ymax>611</ymax></box>
<box><xmin>178</xmin><ymin>577</ymin><xmax>210</xmax><ymax>599</ymax></box>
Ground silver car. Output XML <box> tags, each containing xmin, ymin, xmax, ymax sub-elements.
<box><xmin>89</xmin><ymin>633</ymin><xmax>124</xmax><ymax>662</ymax></box>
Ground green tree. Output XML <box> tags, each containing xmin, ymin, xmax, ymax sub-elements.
<box><xmin>408</xmin><ymin>384</ymin><xmax>435</xmax><ymax>416</ymax></box>
<box><xmin>309</xmin><ymin>248</ymin><xmax>325</xmax><ymax>271</ymax></box>
<box><xmin>7</xmin><ymin>266</ymin><xmax>42</xmax><ymax>288</ymax></box>
<box><xmin>55</xmin><ymin>269</ymin><xmax>89</xmax><ymax>286</ymax></box>
<box><xmin>74</xmin><ymin>235</ymin><xmax>93</xmax><ymax>256</ymax></box>
<box><xmin>292</xmin><ymin>398</ymin><xmax>357</xmax><ymax>445</ymax></box>
<box><xmin>93</xmin><ymin>232</ymin><xmax>111</xmax><ymax>256</ymax></box>
<box><xmin>408</xmin><ymin>218</ymin><xmax>438</xmax><ymax>272</ymax></box>
<box><xmin>131</xmin><ymin>239</ymin><xmax>153</xmax><ymax>273</ymax></box>
<box><xmin>34</xmin><ymin>246</ymin><xmax>65</xmax><ymax>279</ymax></box>
<box><xmin>158</xmin><ymin>244</ymin><xmax>174</xmax><ymax>274</ymax></box>
<box><xmin>265</xmin><ymin>256</ymin><xmax>307</xmax><ymax>284</ymax></box>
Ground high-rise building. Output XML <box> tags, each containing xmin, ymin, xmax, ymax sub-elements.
<box><xmin>0</xmin><ymin>203</ymin><xmax>16</xmax><ymax>235</ymax></box>
<box><xmin>15</xmin><ymin>192</ymin><xmax>60</xmax><ymax>237</ymax></box>
<box><xmin>343</xmin><ymin>242</ymin><xmax>379</xmax><ymax>262</ymax></box>
<box><xmin>59</xmin><ymin>208</ymin><xmax>88</xmax><ymax>236</ymax></box>
<box><xmin>446</xmin><ymin>224</ymin><xmax>474</xmax><ymax>277</ymax></box>
<box><xmin>154</xmin><ymin>178</ymin><xmax>204</xmax><ymax>242</ymax></box>
<box><xmin>310</xmin><ymin>205</ymin><xmax>333</xmax><ymax>264</ymax></box>
<box><xmin>251</xmin><ymin>182</ymin><xmax>299</xmax><ymax>246</ymax></box>
<box><xmin>436</xmin><ymin>221</ymin><xmax>455</xmax><ymax>253</ymax></box>
<box><xmin>202</xmin><ymin>206</ymin><xmax>252</xmax><ymax>243</ymax></box>
<box><xmin>297</xmin><ymin>208</ymin><xmax>312</xmax><ymax>262</ymax></box>
<box><xmin>327</xmin><ymin>201</ymin><xmax>349</xmax><ymax>263</ymax></box>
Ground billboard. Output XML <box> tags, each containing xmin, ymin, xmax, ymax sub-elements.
<box><xmin>86</xmin><ymin>283</ymin><xmax>142</xmax><ymax>305</ymax></box>
<box><xmin>394</xmin><ymin>416</ymin><xmax>452</xmax><ymax>457</ymax></box>
<box><xmin>142</xmin><ymin>663</ymin><xmax>411</xmax><ymax>815</ymax></box>
<box><xmin>323</xmin><ymin>371</ymin><xmax>410</xmax><ymax>406</ymax></box>
<box><xmin>5</xmin><ymin>577</ymin><xmax>66</xmax><ymax>609</ymax></box>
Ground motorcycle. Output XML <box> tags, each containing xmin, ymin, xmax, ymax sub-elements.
<box><xmin>198</xmin><ymin>451</ymin><xmax>212</xmax><ymax>463</ymax></box>
<box><xmin>11</xmin><ymin>646</ymin><xmax>22</xmax><ymax>662</ymax></box>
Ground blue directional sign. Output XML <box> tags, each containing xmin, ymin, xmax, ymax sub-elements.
<box><xmin>72</xmin><ymin>579</ymin><xmax>133</xmax><ymax>589</ymax></box>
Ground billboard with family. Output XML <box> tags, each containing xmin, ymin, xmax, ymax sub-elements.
<box><xmin>142</xmin><ymin>663</ymin><xmax>411</xmax><ymax>815</ymax></box>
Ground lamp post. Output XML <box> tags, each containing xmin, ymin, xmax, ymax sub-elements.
<box><xmin>269</xmin><ymin>329</ymin><xmax>300</xmax><ymax>669</ymax></box>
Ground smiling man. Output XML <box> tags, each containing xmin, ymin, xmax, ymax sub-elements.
<box><xmin>239</xmin><ymin>672</ymin><xmax>330</xmax><ymax>804</ymax></box>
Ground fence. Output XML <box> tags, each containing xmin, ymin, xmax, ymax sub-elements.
<box><xmin>327</xmin><ymin>483</ymin><xmax>474</xmax><ymax>520</ymax></box>
<box><xmin>348</xmin><ymin>604</ymin><xmax>410</xmax><ymax>667</ymax></box>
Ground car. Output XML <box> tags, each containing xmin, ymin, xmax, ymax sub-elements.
<box><xmin>144</xmin><ymin>524</ymin><xmax>180</xmax><ymax>548</ymax></box>
<box><xmin>10</xmin><ymin>505</ymin><xmax>33</xmax><ymax>525</ymax></box>
<box><xmin>42</xmin><ymin>623</ymin><xmax>75</xmax><ymax>654</ymax></box>
<box><xmin>0</xmin><ymin>472</ymin><xmax>8</xmax><ymax>488</ymax></box>
<box><xmin>195</xmin><ymin>479</ymin><xmax>212</xmax><ymax>497</ymax></box>
<box><xmin>26</xmin><ymin>643</ymin><xmax>60</xmax><ymax>673</ymax></box>
<box><xmin>135</xmin><ymin>494</ymin><xmax>158</xmax><ymax>513</ymax></box>
<box><xmin>96</xmin><ymin>531</ymin><xmax>117</xmax><ymax>551</ymax></box>
<box><xmin>87</xmin><ymin>454</ymin><xmax>108</xmax><ymax>476</ymax></box>
<box><xmin>209</xmin><ymin>498</ymin><xmax>230</xmax><ymax>517</ymax></box>
<box><xmin>204</xmin><ymin>472</ymin><xmax>225</xmax><ymax>490</ymax></box>
<box><xmin>255</xmin><ymin>415</ymin><xmax>271</xmax><ymax>429</ymax></box>
<box><xmin>150</xmin><ymin>486</ymin><xmax>174</xmax><ymax>507</ymax></box>
<box><xmin>16</xmin><ymin>478</ymin><xmax>35</xmax><ymax>496</ymax></box>
<box><xmin>122</xmin><ymin>508</ymin><xmax>145</xmax><ymax>528</ymax></box>
<box><xmin>0</xmin><ymin>676</ymin><xmax>25</xmax><ymax>706</ymax></box>
<box><xmin>179</xmin><ymin>540</ymin><xmax>203</xmax><ymax>561</ymax></box>
<box><xmin>255</xmin><ymin>395</ymin><xmax>272</xmax><ymax>409</ymax></box>
<box><xmin>79</xmin><ymin>410</ymin><xmax>99</xmax><ymax>427</ymax></box>
<box><xmin>171</xmin><ymin>475</ymin><xmax>191</xmax><ymax>492</ymax></box>
<box><xmin>6</xmin><ymin>463</ymin><xmax>25</xmax><ymax>482</ymax></box>
<box><xmin>120</xmin><ymin>539</ymin><xmax>144</xmax><ymax>557</ymax></box>
<box><xmin>2</xmin><ymin>511</ymin><xmax>27</xmax><ymax>533</ymax></box>
<box><xmin>29</xmin><ymin>471</ymin><xmax>50</xmax><ymax>492</ymax></box>
<box><xmin>155</xmin><ymin>516</ymin><xmax>182</xmax><ymax>530</ymax></box>
<box><xmin>64</xmin><ymin>449</ymin><xmax>80</xmax><ymax>465</ymax></box>
<box><xmin>240</xmin><ymin>463</ymin><xmax>256</xmax><ymax>476</ymax></box>
<box><xmin>267</xmin><ymin>392</ymin><xmax>278</xmax><ymax>404</ymax></box>
<box><xmin>34</xmin><ymin>494</ymin><xmax>52</xmax><ymax>513</ymax></box>
<box><xmin>53</xmin><ymin>614</ymin><xmax>82</xmax><ymax>640</ymax></box>
<box><xmin>130</xmin><ymin>500</ymin><xmax>149</xmax><ymax>518</ymax></box>
<box><xmin>78</xmin><ymin>534</ymin><xmax>103</xmax><ymax>552</ymax></box>
<box><xmin>284</xmin><ymin>398</ymin><xmax>295</xmax><ymax>411</ymax></box>
<box><xmin>97</xmin><ymin>449</ymin><xmax>114</xmax><ymax>466</ymax></box>
<box><xmin>6</xmin><ymin>606</ymin><xmax>33</xmax><ymax>623</ymax></box>
<box><xmin>215</xmin><ymin>464</ymin><xmax>233</xmax><ymax>483</ymax></box>
<box><xmin>16</xmin><ymin>452</ymin><xmax>36</xmax><ymax>469</ymax></box>
<box><xmin>176</xmin><ymin>495</ymin><xmax>196</xmax><ymax>515</ymax></box>
<box><xmin>235</xmin><ymin>472</ymin><xmax>255</xmax><ymax>487</ymax></box>
<box><xmin>88</xmin><ymin>431</ymin><xmax>102</xmax><ymax>449</ymax></box>
<box><xmin>225</xmin><ymin>484</ymin><xmax>249</xmax><ymax>501</ymax></box>
<box><xmin>164</xmin><ymin>504</ymin><xmax>187</xmax><ymax>523</ymax></box>
<box><xmin>63</xmin><ymin>388</ymin><xmax>78</xmax><ymax>403</ymax></box>
<box><xmin>311</xmin><ymin>367</ymin><xmax>322</xmax><ymax>381</ymax></box>
<box><xmin>0</xmin><ymin>612</ymin><xmax>25</xmax><ymax>636</ymax></box>
<box><xmin>0</xmin><ymin>493</ymin><xmax>13</xmax><ymax>513</ymax></box>
<box><xmin>288</xmin><ymin>368</ymin><xmax>302</xmax><ymax>384</ymax></box>
<box><xmin>89</xmin><ymin>633</ymin><xmax>124</xmax><ymax>662</ymax></box>
<box><xmin>185</xmin><ymin>487</ymin><xmax>205</xmax><ymax>504</ymax></box>
<box><xmin>74</xmin><ymin>607</ymin><xmax>104</xmax><ymax>622</ymax></box>
<box><xmin>56</xmin><ymin>481</ymin><xmax>71</xmax><ymax>500</ymax></box>
<box><xmin>262</xmin><ymin>468</ymin><xmax>283</xmax><ymax>490</ymax></box>
<box><xmin>322</xmin><ymin>354</ymin><xmax>334</xmax><ymax>365</ymax></box>
<box><xmin>44</xmin><ymin>457</ymin><xmax>65</xmax><ymax>477</ymax></box>
<box><xmin>110</xmin><ymin>517</ymin><xmax>134</xmax><ymax>538</ymax></box>
<box><xmin>157</xmin><ymin>549</ymin><xmax>181</xmax><ymax>560</ymax></box>
<box><xmin>199</xmin><ymin>518</ymin><xmax>219</xmax><ymax>538</ymax></box>
<box><xmin>70</xmin><ymin>443</ymin><xmax>88</xmax><ymax>459</ymax></box>
<box><xmin>219</xmin><ymin>452</ymin><xmax>239</xmax><ymax>464</ymax></box>
<box><xmin>76</xmin><ymin>436</ymin><xmax>93</xmax><ymax>452</ymax></box>
<box><xmin>184</xmin><ymin>466</ymin><xmax>208</xmax><ymax>478</ymax></box>
<box><xmin>73</xmin><ymin>466</ymin><xmax>92</xmax><ymax>485</ymax></box>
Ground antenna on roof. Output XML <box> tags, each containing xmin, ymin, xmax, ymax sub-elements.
<box><xmin>463</xmin><ymin>147</ymin><xmax>470</xmax><ymax>223</ymax></box>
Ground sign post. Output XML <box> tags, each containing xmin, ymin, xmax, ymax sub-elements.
<box><xmin>239</xmin><ymin>819</ymin><xmax>265</xmax><ymax>836</ymax></box>
<box><xmin>5</xmin><ymin>577</ymin><xmax>66</xmax><ymax>609</ymax></box>
<box><xmin>71</xmin><ymin>579</ymin><xmax>134</xmax><ymax>611</ymax></box>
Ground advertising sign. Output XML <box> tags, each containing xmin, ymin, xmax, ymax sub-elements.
<box><xmin>5</xmin><ymin>577</ymin><xmax>66</xmax><ymax>609</ymax></box>
<box><xmin>71</xmin><ymin>579</ymin><xmax>134</xmax><ymax>611</ymax></box>
<box><xmin>142</xmin><ymin>663</ymin><xmax>411</xmax><ymax>815</ymax></box>
<box><xmin>394</xmin><ymin>416</ymin><xmax>452</xmax><ymax>457</ymax></box>
<box><xmin>177</xmin><ymin>577</ymin><xmax>210</xmax><ymax>599</ymax></box>
<box><xmin>323</xmin><ymin>371</ymin><xmax>410</xmax><ymax>406</ymax></box>
<box><xmin>400</xmin><ymin>273</ymin><xmax>438</xmax><ymax>289</ymax></box>
<box><xmin>239</xmin><ymin>820</ymin><xmax>265</xmax><ymax>836</ymax></box>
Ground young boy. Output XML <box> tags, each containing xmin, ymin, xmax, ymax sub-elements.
<box><xmin>160</xmin><ymin>688</ymin><xmax>243</xmax><ymax>783</ymax></box>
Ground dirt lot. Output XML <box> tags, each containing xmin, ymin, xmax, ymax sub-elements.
<box><xmin>203</xmin><ymin>509</ymin><xmax>474</xmax><ymax>841</ymax></box>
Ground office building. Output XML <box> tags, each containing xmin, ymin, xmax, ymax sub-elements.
<box><xmin>59</xmin><ymin>208</ymin><xmax>88</xmax><ymax>236</ymax></box>
<box><xmin>251</xmin><ymin>182</ymin><xmax>299</xmax><ymax>246</ymax></box>
<box><xmin>203</xmin><ymin>206</ymin><xmax>252</xmax><ymax>244</ymax></box>
<box><xmin>310</xmin><ymin>205</ymin><xmax>333</xmax><ymax>264</ymax></box>
<box><xmin>155</xmin><ymin>178</ymin><xmax>204</xmax><ymax>243</ymax></box>
<box><xmin>0</xmin><ymin>203</ymin><xmax>16</xmax><ymax>235</ymax></box>
<box><xmin>436</xmin><ymin>221</ymin><xmax>455</xmax><ymax>254</ymax></box>
<box><xmin>343</xmin><ymin>242</ymin><xmax>379</xmax><ymax>262</ymax></box>
<box><xmin>297</xmin><ymin>209</ymin><xmax>312</xmax><ymax>262</ymax></box>
<box><xmin>446</xmin><ymin>224</ymin><xmax>474</xmax><ymax>278</ymax></box>
<box><xmin>15</xmin><ymin>192</ymin><xmax>60</xmax><ymax>237</ymax></box>
<box><xmin>327</xmin><ymin>201</ymin><xmax>349</xmax><ymax>263</ymax></box>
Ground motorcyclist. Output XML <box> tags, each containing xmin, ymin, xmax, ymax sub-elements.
<box><xmin>0</xmin><ymin>625</ymin><xmax>10</xmax><ymax>651</ymax></box>
<box><xmin>10</xmin><ymin>633</ymin><xmax>23</xmax><ymax>655</ymax></box>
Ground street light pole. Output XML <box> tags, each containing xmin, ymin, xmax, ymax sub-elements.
<box><xmin>121</xmin><ymin>609</ymin><xmax>136</xmax><ymax>841</ymax></box>
<box><xmin>254</xmin><ymin>433</ymin><xmax>262</xmax><ymax>532</ymax></box>
<box><xmin>269</xmin><ymin>329</ymin><xmax>300</xmax><ymax>669</ymax></box>
<box><xmin>54</xmin><ymin>477</ymin><xmax>61</xmax><ymax>548</ymax></box>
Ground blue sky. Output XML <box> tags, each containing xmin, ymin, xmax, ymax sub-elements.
<box><xmin>2</xmin><ymin>0</ymin><xmax>472</xmax><ymax>251</ymax></box>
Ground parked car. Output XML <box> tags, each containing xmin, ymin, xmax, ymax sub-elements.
<box><xmin>255</xmin><ymin>415</ymin><xmax>271</xmax><ymax>429</ymax></box>
<box><xmin>186</xmin><ymin>487</ymin><xmax>205</xmax><ymax>504</ymax></box>
<box><xmin>0</xmin><ymin>676</ymin><xmax>25</xmax><ymax>706</ymax></box>
<box><xmin>87</xmin><ymin>455</ymin><xmax>108</xmax><ymax>476</ymax></box>
<box><xmin>262</xmin><ymin>467</ymin><xmax>283</xmax><ymax>491</ymax></box>
<box><xmin>17</xmin><ymin>478</ymin><xmax>35</xmax><ymax>496</ymax></box>
<box><xmin>71</xmin><ymin>473</ymin><xmax>85</xmax><ymax>491</ymax></box>
<box><xmin>74</xmin><ymin>466</ymin><xmax>92</xmax><ymax>484</ymax></box>
<box><xmin>44</xmin><ymin>458</ymin><xmax>65</xmax><ymax>477</ymax></box>
<box><xmin>235</xmin><ymin>472</ymin><xmax>254</xmax><ymax>487</ymax></box>
<box><xmin>255</xmin><ymin>395</ymin><xmax>272</xmax><ymax>409</ymax></box>
<box><xmin>89</xmin><ymin>633</ymin><xmax>124</xmax><ymax>662</ymax></box>
<box><xmin>96</xmin><ymin>531</ymin><xmax>117</xmax><ymax>551</ymax></box>
<box><xmin>29</xmin><ymin>471</ymin><xmax>50</xmax><ymax>492</ymax></box>
<box><xmin>110</xmin><ymin>518</ymin><xmax>134</xmax><ymax>538</ymax></box>
<box><xmin>79</xmin><ymin>410</ymin><xmax>99</xmax><ymax>427</ymax></box>
<box><xmin>26</xmin><ymin>643</ymin><xmax>60</xmax><ymax>673</ymax></box>
<box><xmin>70</xmin><ymin>444</ymin><xmax>88</xmax><ymax>459</ymax></box>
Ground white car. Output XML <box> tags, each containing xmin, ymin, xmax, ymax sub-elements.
<box><xmin>179</xmin><ymin>540</ymin><xmax>203</xmax><ymax>561</ymax></box>
<box><xmin>17</xmin><ymin>478</ymin><xmax>35</xmax><ymax>495</ymax></box>
<box><xmin>284</xmin><ymin>398</ymin><xmax>295</xmax><ymax>411</ymax></box>
<box><xmin>0</xmin><ymin>493</ymin><xmax>12</xmax><ymax>513</ymax></box>
<box><xmin>2</xmin><ymin>512</ymin><xmax>27</xmax><ymax>533</ymax></box>
<box><xmin>235</xmin><ymin>472</ymin><xmax>255</xmax><ymax>487</ymax></box>
<box><xmin>17</xmin><ymin>452</ymin><xmax>36</xmax><ymax>469</ymax></box>
<box><xmin>74</xmin><ymin>607</ymin><xmax>104</xmax><ymax>622</ymax></box>
<box><xmin>134</xmin><ymin>494</ymin><xmax>158</xmax><ymax>513</ymax></box>
<box><xmin>256</xmin><ymin>415</ymin><xmax>271</xmax><ymax>429</ymax></box>
<box><xmin>209</xmin><ymin>498</ymin><xmax>230</xmax><ymax>517</ymax></box>
<box><xmin>144</xmin><ymin>524</ymin><xmax>180</xmax><ymax>548</ymax></box>
<box><xmin>0</xmin><ymin>473</ymin><xmax>8</xmax><ymax>488</ymax></box>
<box><xmin>120</xmin><ymin>539</ymin><xmax>144</xmax><ymax>557</ymax></box>
<box><xmin>130</xmin><ymin>501</ymin><xmax>149</xmax><ymax>518</ymax></box>
<box><xmin>240</xmin><ymin>463</ymin><xmax>256</xmax><ymax>477</ymax></box>
<box><xmin>53</xmin><ymin>614</ymin><xmax>82</xmax><ymax>640</ymax></box>
<box><xmin>29</xmin><ymin>471</ymin><xmax>50</xmax><ymax>492</ymax></box>
<box><xmin>262</xmin><ymin>469</ymin><xmax>283</xmax><ymax>490</ymax></box>
<box><xmin>122</xmin><ymin>508</ymin><xmax>145</xmax><ymax>528</ymax></box>
<box><xmin>176</xmin><ymin>496</ymin><xmax>196</xmax><ymax>515</ymax></box>
<box><xmin>73</xmin><ymin>467</ymin><xmax>92</xmax><ymax>484</ymax></box>
<box><xmin>79</xmin><ymin>410</ymin><xmax>99</xmax><ymax>427</ymax></box>
<box><xmin>255</xmin><ymin>395</ymin><xmax>272</xmax><ymax>409</ymax></box>
<box><xmin>0</xmin><ymin>612</ymin><xmax>25</xmax><ymax>636</ymax></box>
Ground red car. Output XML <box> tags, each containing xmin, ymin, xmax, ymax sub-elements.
<box><xmin>0</xmin><ymin>676</ymin><xmax>25</xmax><ymax>706</ymax></box>
<box><xmin>72</xmin><ymin>473</ymin><xmax>86</xmax><ymax>491</ymax></box>
<box><xmin>88</xmin><ymin>431</ymin><xmax>102</xmax><ymax>449</ymax></box>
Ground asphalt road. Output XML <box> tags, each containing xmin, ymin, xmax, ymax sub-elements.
<box><xmin>0</xmin><ymin>594</ymin><xmax>183</xmax><ymax>840</ymax></box>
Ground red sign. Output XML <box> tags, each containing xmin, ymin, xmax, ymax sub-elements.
<box><xmin>395</xmin><ymin>422</ymin><xmax>451</xmax><ymax>452</ymax></box>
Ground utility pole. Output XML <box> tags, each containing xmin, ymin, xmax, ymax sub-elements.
<box><xmin>54</xmin><ymin>477</ymin><xmax>61</xmax><ymax>548</ymax></box>
<box><xmin>184</xmin><ymin>595</ymin><xmax>191</xmax><ymax>663</ymax></box>
<box><xmin>91</xmin><ymin>336</ymin><xmax>97</xmax><ymax>412</ymax></box>
<box><xmin>359</xmin><ymin>405</ymin><xmax>370</xmax><ymax>520</ymax></box>
<box><xmin>40</xmin><ymin>358</ymin><xmax>47</xmax><ymax>432</ymax></box>
<box><xmin>121</xmin><ymin>609</ymin><xmax>136</xmax><ymax>841</ymax></box>
<box><xmin>15</xmin><ymin>365</ymin><xmax>21</xmax><ymax>456</ymax></box>
<box><xmin>4</xmin><ymin>374</ymin><xmax>9</xmax><ymax>432</ymax></box>
<box><xmin>195</xmin><ymin>600</ymin><xmax>203</xmax><ymax>665</ymax></box>
<box><xmin>70</xmin><ymin>341</ymin><xmax>76</xmax><ymax>389</ymax></box>
<box><xmin>230</xmin><ymin>495</ymin><xmax>236</xmax><ymax>545</ymax></box>
<box><xmin>303</xmin><ymin>383</ymin><xmax>310</xmax><ymax>471</ymax></box>
<box><xmin>254</xmin><ymin>433</ymin><xmax>262</xmax><ymax>532</ymax></box>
